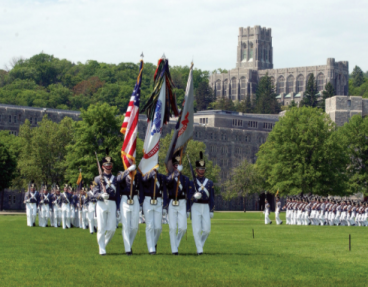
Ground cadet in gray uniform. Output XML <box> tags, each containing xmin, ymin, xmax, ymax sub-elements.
<box><xmin>275</xmin><ymin>197</ymin><xmax>282</xmax><ymax>225</ymax></box>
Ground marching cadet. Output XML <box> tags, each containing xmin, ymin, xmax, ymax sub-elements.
<box><xmin>82</xmin><ymin>188</ymin><xmax>89</xmax><ymax>229</ymax></box>
<box><xmin>117</xmin><ymin>164</ymin><xmax>141</xmax><ymax>255</ymax></box>
<box><xmin>275</xmin><ymin>197</ymin><xmax>282</xmax><ymax>225</ymax></box>
<box><xmin>52</xmin><ymin>186</ymin><xmax>62</xmax><ymax>228</ymax></box>
<box><xmin>49</xmin><ymin>187</ymin><xmax>55</xmax><ymax>227</ymax></box>
<box><xmin>190</xmin><ymin>151</ymin><xmax>215</xmax><ymax>255</ymax></box>
<box><xmin>93</xmin><ymin>149</ymin><xmax>120</xmax><ymax>256</ymax></box>
<box><xmin>79</xmin><ymin>188</ymin><xmax>88</xmax><ymax>229</ymax></box>
<box><xmin>335</xmin><ymin>201</ymin><xmax>342</xmax><ymax>226</ymax></box>
<box><xmin>24</xmin><ymin>181</ymin><xmax>39</xmax><ymax>227</ymax></box>
<box><xmin>319</xmin><ymin>198</ymin><xmax>326</xmax><ymax>226</ymax></box>
<box><xmin>72</xmin><ymin>191</ymin><xmax>79</xmax><ymax>228</ymax></box>
<box><xmin>39</xmin><ymin>184</ymin><xmax>52</xmax><ymax>227</ymax></box>
<box><xmin>264</xmin><ymin>199</ymin><xmax>272</xmax><ymax>224</ymax></box>
<box><xmin>164</xmin><ymin>152</ymin><xmax>191</xmax><ymax>255</ymax></box>
<box><xmin>140</xmin><ymin>168</ymin><xmax>167</xmax><ymax>255</ymax></box>
<box><xmin>86</xmin><ymin>181</ymin><xmax>98</xmax><ymax>234</ymax></box>
<box><xmin>61</xmin><ymin>184</ymin><xmax>72</xmax><ymax>229</ymax></box>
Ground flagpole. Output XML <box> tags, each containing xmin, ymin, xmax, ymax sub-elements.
<box><xmin>174</xmin><ymin>147</ymin><xmax>184</xmax><ymax>204</ymax></box>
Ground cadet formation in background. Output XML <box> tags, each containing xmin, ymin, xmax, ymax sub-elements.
<box><xmin>23</xmin><ymin>151</ymin><xmax>215</xmax><ymax>256</ymax></box>
<box><xmin>263</xmin><ymin>197</ymin><xmax>368</xmax><ymax>226</ymax></box>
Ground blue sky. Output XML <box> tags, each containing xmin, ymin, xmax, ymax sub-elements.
<box><xmin>0</xmin><ymin>0</ymin><xmax>366</xmax><ymax>73</ymax></box>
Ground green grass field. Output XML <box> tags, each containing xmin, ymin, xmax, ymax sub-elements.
<box><xmin>0</xmin><ymin>212</ymin><xmax>367</xmax><ymax>286</ymax></box>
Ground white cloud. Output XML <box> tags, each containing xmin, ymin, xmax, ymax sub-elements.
<box><xmin>0</xmin><ymin>0</ymin><xmax>367</xmax><ymax>72</ymax></box>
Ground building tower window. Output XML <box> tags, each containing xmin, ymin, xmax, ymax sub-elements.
<box><xmin>317</xmin><ymin>73</ymin><xmax>325</xmax><ymax>91</ymax></box>
<box><xmin>286</xmin><ymin>75</ymin><xmax>294</xmax><ymax>93</ymax></box>
<box><xmin>216</xmin><ymin>80</ymin><xmax>221</xmax><ymax>98</ymax></box>
<box><xmin>276</xmin><ymin>76</ymin><xmax>285</xmax><ymax>94</ymax></box>
<box><xmin>296</xmin><ymin>75</ymin><xmax>304</xmax><ymax>92</ymax></box>
<box><xmin>223</xmin><ymin>79</ymin><xmax>228</xmax><ymax>97</ymax></box>
<box><xmin>249</xmin><ymin>42</ymin><xmax>254</xmax><ymax>61</ymax></box>
<box><xmin>240</xmin><ymin>77</ymin><xmax>246</xmax><ymax>100</ymax></box>
<box><xmin>231</xmin><ymin>78</ymin><xmax>237</xmax><ymax>101</ymax></box>
<box><xmin>242</xmin><ymin>43</ymin><xmax>247</xmax><ymax>61</ymax></box>
<box><xmin>9</xmin><ymin>115</ymin><xmax>11</xmax><ymax>123</ymax></box>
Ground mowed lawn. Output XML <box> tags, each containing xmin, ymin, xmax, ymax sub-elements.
<box><xmin>0</xmin><ymin>212</ymin><xmax>367</xmax><ymax>287</ymax></box>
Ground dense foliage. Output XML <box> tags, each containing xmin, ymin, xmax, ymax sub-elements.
<box><xmin>0</xmin><ymin>53</ymin><xmax>211</xmax><ymax>113</ymax></box>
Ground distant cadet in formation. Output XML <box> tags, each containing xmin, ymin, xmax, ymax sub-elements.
<box><xmin>93</xmin><ymin>149</ymin><xmax>120</xmax><ymax>256</ymax></box>
<box><xmin>274</xmin><ymin>197</ymin><xmax>282</xmax><ymax>225</ymax></box>
<box><xmin>61</xmin><ymin>184</ymin><xmax>72</xmax><ymax>229</ymax></box>
<box><xmin>52</xmin><ymin>185</ymin><xmax>62</xmax><ymax>228</ymax></box>
<box><xmin>264</xmin><ymin>199</ymin><xmax>272</xmax><ymax>225</ymax></box>
<box><xmin>164</xmin><ymin>152</ymin><xmax>190</xmax><ymax>255</ymax></box>
<box><xmin>282</xmin><ymin>196</ymin><xmax>368</xmax><ymax>227</ymax></box>
<box><xmin>117</xmin><ymin>164</ymin><xmax>141</xmax><ymax>255</ymax></box>
<box><xmin>39</xmin><ymin>184</ymin><xmax>52</xmax><ymax>227</ymax></box>
<box><xmin>86</xmin><ymin>181</ymin><xmax>98</xmax><ymax>234</ymax></box>
<box><xmin>190</xmin><ymin>152</ymin><xmax>215</xmax><ymax>255</ymax></box>
<box><xmin>140</xmin><ymin>167</ymin><xmax>167</xmax><ymax>255</ymax></box>
<box><xmin>24</xmin><ymin>181</ymin><xmax>39</xmax><ymax>227</ymax></box>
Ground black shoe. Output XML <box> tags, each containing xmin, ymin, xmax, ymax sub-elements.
<box><xmin>131</xmin><ymin>249</ymin><xmax>133</xmax><ymax>255</ymax></box>
<box><xmin>172</xmin><ymin>252</ymin><xmax>179</xmax><ymax>255</ymax></box>
<box><xmin>270</xmin><ymin>221</ymin><xmax>272</xmax><ymax>225</ymax></box>
<box><xmin>46</xmin><ymin>225</ymin><xmax>48</xmax><ymax>227</ymax></box>
<box><xmin>280</xmin><ymin>222</ymin><xmax>283</xmax><ymax>225</ymax></box>
<box><xmin>70</xmin><ymin>225</ymin><xmax>73</xmax><ymax>228</ymax></box>
<box><xmin>33</xmin><ymin>223</ymin><xmax>36</xmax><ymax>227</ymax></box>
<box><xmin>126</xmin><ymin>252</ymin><xmax>132</xmax><ymax>256</ymax></box>
<box><xmin>100</xmin><ymin>254</ymin><xmax>106</xmax><ymax>256</ymax></box>
<box><xmin>197</xmin><ymin>252</ymin><xmax>203</xmax><ymax>255</ymax></box>
<box><xmin>90</xmin><ymin>232</ymin><xmax>93</xmax><ymax>235</ymax></box>
<box><xmin>155</xmin><ymin>244</ymin><xmax>157</xmax><ymax>253</ymax></box>
<box><xmin>149</xmin><ymin>252</ymin><xmax>156</xmax><ymax>255</ymax></box>
<box><xmin>94</xmin><ymin>227</ymin><xmax>97</xmax><ymax>233</ymax></box>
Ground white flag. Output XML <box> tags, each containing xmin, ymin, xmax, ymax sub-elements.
<box><xmin>138</xmin><ymin>78</ymin><xmax>166</xmax><ymax>175</ymax></box>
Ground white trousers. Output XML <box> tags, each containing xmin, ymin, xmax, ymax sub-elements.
<box><xmin>88</xmin><ymin>203</ymin><xmax>97</xmax><ymax>233</ymax></box>
<box><xmin>191</xmin><ymin>203</ymin><xmax>211</xmax><ymax>254</ymax></box>
<box><xmin>53</xmin><ymin>206</ymin><xmax>62</xmax><ymax>227</ymax></box>
<box><xmin>79</xmin><ymin>209</ymin><xmax>88</xmax><ymax>229</ymax></box>
<box><xmin>143</xmin><ymin>197</ymin><xmax>162</xmax><ymax>253</ymax></box>
<box><xmin>265</xmin><ymin>211</ymin><xmax>271</xmax><ymax>224</ymax></box>
<box><xmin>26</xmin><ymin>203</ymin><xmax>37</xmax><ymax>226</ymax></box>
<box><xmin>96</xmin><ymin>200</ymin><xmax>117</xmax><ymax>255</ymax></box>
<box><xmin>120</xmin><ymin>195</ymin><xmax>139</xmax><ymax>253</ymax></box>
<box><xmin>319</xmin><ymin>211</ymin><xmax>325</xmax><ymax>225</ymax></box>
<box><xmin>73</xmin><ymin>209</ymin><xmax>79</xmax><ymax>227</ymax></box>
<box><xmin>40</xmin><ymin>205</ymin><xmax>50</xmax><ymax>227</ymax></box>
<box><xmin>334</xmin><ymin>212</ymin><xmax>341</xmax><ymax>225</ymax></box>
<box><xmin>61</xmin><ymin>203</ymin><xmax>71</xmax><ymax>229</ymax></box>
<box><xmin>275</xmin><ymin>211</ymin><xmax>282</xmax><ymax>225</ymax></box>
<box><xmin>168</xmin><ymin>199</ymin><xmax>187</xmax><ymax>253</ymax></box>
<box><xmin>49</xmin><ymin>209</ymin><xmax>54</xmax><ymax>227</ymax></box>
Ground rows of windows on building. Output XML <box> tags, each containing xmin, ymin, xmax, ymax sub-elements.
<box><xmin>195</xmin><ymin>131</ymin><xmax>267</xmax><ymax>144</ymax></box>
<box><xmin>215</xmin><ymin>72</ymin><xmax>346</xmax><ymax>97</ymax></box>
<box><xmin>199</xmin><ymin>118</ymin><xmax>209</xmax><ymax>124</ymax></box>
<box><xmin>0</xmin><ymin>114</ymin><xmax>40</xmax><ymax>125</ymax></box>
<box><xmin>8</xmin><ymin>195</ymin><xmax>17</xmax><ymax>204</ymax></box>
<box><xmin>241</xmin><ymin>42</ymin><xmax>271</xmax><ymax>63</ymax></box>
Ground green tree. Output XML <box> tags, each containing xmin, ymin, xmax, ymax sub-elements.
<box><xmin>195</xmin><ymin>82</ymin><xmax>214</xmax><ymax>111</ymax></box>
<box><xmin>209</xmin><ymin>96</ymin><xmax>236</xmax><ymax>111</ymax></box>
<box><xmin>235</xmin><ymin>96</ymin><xmax>253</xmax><ymax>113</ymax></box>
<box><xmin>301</xmin><ymin>74</ymin><xmax>318</xmax><ymax>107</ymax></box>
<box><xmin>256</xmin><ymin>107</ymin><xmax>349</xmax><ymax>196</ymax></box>
<box><xmin>351</xmin><ymin>65</ymin><xmax>365</xmax><ymax>87</ymax></box>
<box><xmin>320</xmin><ymin>82</ymin><xmax>335</xmax><ymax>111</ymax></box>
<box><xmin>288</xmin><ymin>100</ymin><xmax>298</xmax><ymax>109</ymax></box>
<box><xmin>64</xmin><ymin>103</ymin><xmax>143</xmax><ymax>184</ymax></box>
<box><xmin>16</xmin><ymin>116</ymin><xmax>73</xmax><ymax>188</ymax></box>
<box><xmin>158</xmin><ymin>131</ymin><xmax>221</xmax><ymax>192</ymax></box>
<box><xmin>254</xmin><ymin>73</ymin><xmax>280</xmax><ymax>114</ymax></box>
<box><xmin>222</xmin><ymin>159</ymin><xmax>262</xmax><ymax>208</ymax></box>
<box><xmin>337</xmin><ymin>115</ymin><xmax>368</xmax><ymax>195</ymax></box>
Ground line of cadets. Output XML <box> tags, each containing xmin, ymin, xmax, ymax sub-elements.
<box><xmin>24</xmin><ymin>151</ymin><xmax>215</xmax><ymax>256</ymax></box>
<box><xmin>279</xmin><ymin>197</ymin><xmax>368</xmax><ymax>226</ymax></box>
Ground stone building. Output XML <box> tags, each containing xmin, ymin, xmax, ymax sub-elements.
<box><xmin>0</xmin><ymin>104</ymin><xmax>280</xmax><ymax>211</ymax></box>
<box><xmin>209</xmin><ymin>25</ymin><xmax>349</xmax><ymax>106</ymax></box>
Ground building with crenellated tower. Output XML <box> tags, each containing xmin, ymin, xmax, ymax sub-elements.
<box><xmin>209</xmin><ymin>25</ymin><xmax>349</xmax><ymax>106</ymax></box>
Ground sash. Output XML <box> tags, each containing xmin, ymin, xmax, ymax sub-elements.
<box><xmin>63</xmin><ymin>193</ymin><xmax>70</xmax><ymax>204</ymax></box>
<box><xmin>104</xmin><ymin>175</ymin><xmax>116</xmax><ymax>192</ymax></box>
<box><xmin>174</xmin><ymin>177</ymin><xmax>182</xmax><ymax>191</ymax></box>
<box><xmin>196</xmin><ymin>178</ymin><xmax>209</xmax><ymax>197</ymax></box>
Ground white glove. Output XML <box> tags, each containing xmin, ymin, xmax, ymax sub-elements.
<box><xmin>210</xmin><ymin>212</ymin><xmax>214</xmax><ymax>219</ymax></box>
<box><xmin>139</xmin><ymin>206</ymin><xmax>143</xmax><ymax>213</ymax></box>
<box><xmin>27</xmin><ymin>199</ymin><xmax>30</xmax><ymax>203</ymax></box>
<box><xmin>102</xmin><ymin>193</ymin><xmax>109</xmax><ymax>200</ymax></box>
<box><xmin>128</xmin><ymin>164</ymin><xmax>136</xmax><ymax>172</ymax></box>
<box><xmin>194</xmin><ymin>192</ymin><xmax>202</xmax><ymax>200</ymax></box>
<box><xmin>162</xmin><ymin>209</ymin><xmax>167</xmax><ymax>216</ymax></box>
<box><xmin>177</xmin><ymin>165</ymin><xmax>183</xmax><ymax>172</ymax></box>
<box><xmin>187</xmin><ymin>212</ymin><xmax>190</xmax><ymax>218</ymax></box>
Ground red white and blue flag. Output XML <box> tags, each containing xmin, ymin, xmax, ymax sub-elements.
<box><xmin>121</xmin><ymin>60</ymin><xmax>144</xmax><ymax>172</ymax></box>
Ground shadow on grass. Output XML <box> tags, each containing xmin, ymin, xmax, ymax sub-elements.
<box><xmin>105</xmin><ymin>252</ymin><xmax>252</xmax><ymax>256</ymax></box>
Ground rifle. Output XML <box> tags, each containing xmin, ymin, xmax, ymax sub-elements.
<box><xmin>95</xmin><ymin>151</ymin><xmax>107</xmax><ymax>194</ymax></box>
<box><xmin>173</xmin><ymin>148</ymin><xmax>184</xmax><ymax>206</ymax></box>
<box><xmin>23</xmin><ymin>182</ymin><xmax>31</xmax><ymax>204</ymax></box>
<box><xmin>186</xmin><ymin>153</ymin><xmax>199</xmax><ymax>194</ymax></box>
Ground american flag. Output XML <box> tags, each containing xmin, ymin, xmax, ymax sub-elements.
<box><xmin>121</xmin><ymin>60</ymin><xmax>143</xmax><ymax>171</ymax></box>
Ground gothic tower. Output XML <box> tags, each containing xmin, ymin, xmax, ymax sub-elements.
<box><xmin>236</xmin><ymin>25</ymin><xmax>273</xmax><ymax>70</ymax></box>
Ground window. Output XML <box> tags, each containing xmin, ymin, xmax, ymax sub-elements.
<box><xmin>263</xmin><ymin>123</ymin><xmax>273</xmax><ymax>129</ymax></box>
<box><xmin>248</xmin><ymin>121</ymin><xmax>258</xmax><ymax>128</ymax></box>
<box><xmin>249</xmin><ymin>42</ymin><xmax>253</xmax><ymax>60</ymax></box>
<box><xmin>296</xmin><ymin>75</ymin><xmax>304</xmax><ymax>92</ymax></box>
<box><xmin>30</xmin><ymin>117</ymin><xmax>33</xmax><ymax>124</ymax></box>
<box><xmin>210</xmin><ymin>133</ymin><xmax>213</xmax><ymax>139</ymax></box>
<box><xmin>221</xmin><ymin>134</ymin><xmax>227</xmax><ymax>141</ymax></box>
<box><xmin>215</xmin><ymin>81</ymin><xmax>221</xmax><ymax>98</ymax></box>
<box><xmin>223</xmin><ymin>80</ymin><xmax>228</xmax><ymax>97</ymax></box>
<box><xmin>276</xmin><ymin>76</ymin><xmax>285</xmax><ymax>94</ymax></box>
<box><xmin>9</xmin><ymin>115</ymin><xmax>11</xmax><ymax>123</ymax></box>
<box><xmin>13</xmin><ymin>195</ymin><xmax>16</xmax><ymax>204</ymax></box>
<box><xmin>199</xmin><ymin>118</ymin><xmax>208</xmax><ymax>124</ymax></box>
<box><xmin>242</xmin><ymin>43</ymin><xmax>247</xmax><ymax>60</ymax></box>
<box><xmin>286</xmin><ymin>75</ymin><xmax>294</xmax><ymax>93</ymax></box>
<box><xmin>348</xmin><ymin>100</ymin><xmax>351</xmax><ymax>107</ymax></box>
<box><xmin>211</xmin><ymin>146</ymin><xmax>216</xmax><ymax>152</ymax></box>
<box><xmin>18</xmin><ymin>114</ymin><xmax>21</xmax><ymax>121</ymax></box>
<box><xmin>35</xmin><ymin>118</ymin><xmax>38</xmax><ymax>125</ymax></box>
<box><xmin>240</xmin><ymin>77</ymin><xmax>246</xmax><ymax>99</ymax></box>
<box><xmin>317</xmin><ymin>73</ymin><xmax>325</xmax><ymax>91</ymax></box>
<box><xmin>8</xmin><ymin>195</ymin><xmax>11</xmax><ymax>203</ymax></box>
<box><xmin>14</xmin><ymin>116</ymin><xmax>17</xmax><ymax>123</ymax></box>
<box><xmin>265</xmin><ymin>48</ymin><xmax>269</xmax><ymax>62</ymax></box>
<box><xmin>233</xmin><ymin>119</ymin><xmax>243</xmax><ymax>127</ymax></box>
<box><xmin>231</xmin><ymin>78</ymin><xmax>237</xmax><ymax>100</ymax></box>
